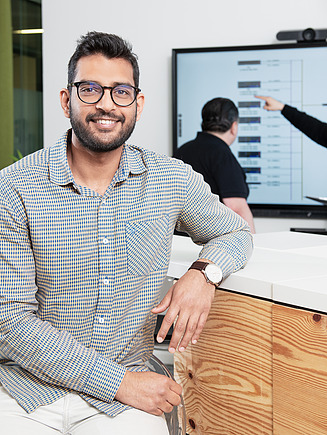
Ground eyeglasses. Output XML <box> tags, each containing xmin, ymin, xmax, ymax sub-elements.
<box><xmin>67</xmin><ymin>81</ymin><xmax>141</xmax><ymax>107</ymax></box>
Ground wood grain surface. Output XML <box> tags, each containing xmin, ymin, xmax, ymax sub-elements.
<box><xmin>174</xmin><ymin>289</ymin><xmax>273</xmax><ymax>434</ymax></box>
<box><xmin>273</xmin><ymin>305</ymin><xmax>327</xmax><ymax>435</ymax></box>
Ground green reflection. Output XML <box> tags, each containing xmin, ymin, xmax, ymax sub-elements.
<box><xmin>0</xmin><ymin>0</ymin><xmax>14</xmax><ymax>169</ymax></box>
<box><xmin>10</xmin><ymin>0</ymin><xmax>43</xmax><ymax>166</ymax></box>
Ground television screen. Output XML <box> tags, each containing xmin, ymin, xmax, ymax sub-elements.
<box><xmin>172</xmin><ymin>42</ymin><xmax>327</xmax><ymax>218</ymax></box>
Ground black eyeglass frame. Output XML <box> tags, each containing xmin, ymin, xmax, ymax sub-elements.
<box><xmin>67</xmin><ymin>81</ymin><xmax>141</xmax><ymax>107</ymax></box>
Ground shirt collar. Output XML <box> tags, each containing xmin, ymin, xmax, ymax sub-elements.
<box><xmin>49</xmin><ymin>130</ymin><xmax>74</xmax><ymax>186</ymax></box>
<box><xmin>116</xmin><ymin>142</ymin><xmax>147</xmax><ymax>183</ymax></box>
<box><xmin>49</xmin><ymin>129</ymin><xmax>147</xmax><ymax>187</ymax></box>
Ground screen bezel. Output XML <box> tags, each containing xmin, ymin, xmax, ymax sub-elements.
<box><xmin>172</xmin><ymin>41</ymin><xmax>327</xmax><ymax>219</ymax></box>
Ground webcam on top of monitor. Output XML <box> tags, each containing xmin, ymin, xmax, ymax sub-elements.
<box><xmin>277</xmin><ymin>28</ymin><xmax>327</xmax><ymax>43</ymax></box>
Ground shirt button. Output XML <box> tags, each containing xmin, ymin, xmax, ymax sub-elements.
<box><xmin>102</xmin><ymin>237</ymin><xmax>109</xmax><ymax>244</ymax></box>
<box><xmin>103</xmin><ymin>278</ymin><xmax>109</xmax><ymax>285</ymax></box>
<box><xmin>99</xmin><ymin>317</ymin><xmax>105</xmax><ymax>324</ymax></box>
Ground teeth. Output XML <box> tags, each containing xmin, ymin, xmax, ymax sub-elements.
<box><xmin>96</xmin><ymin>119</ymin><xmax>115</xmax><ymax>125</ymax></box>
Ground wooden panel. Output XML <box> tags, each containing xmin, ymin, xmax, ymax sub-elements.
<box><xmin>273</xmin><ymin>305</ymin><xmax>327</xmax><ymax>435</ymax></box>
<box><xmin>174</xmin><ymin>289</ymin><xmax>273</xmax><ymax>434</ymax></box>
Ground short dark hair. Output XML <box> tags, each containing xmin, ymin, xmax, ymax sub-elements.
<box><xmin>67</xmin><ymin>31</ymin><xmax>140</xmax><ymax>87</ymax></box>
<box><xmin>201</xmin><ymin>98</ymin><xmax>239</xmax><ymax>133</ymax></box>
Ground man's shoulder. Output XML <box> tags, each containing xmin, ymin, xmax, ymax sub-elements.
<box><xmin>203</xmin><ymin>133</ymin><xmax>230</xmax><ymax>149</ymax></box>
<box><xmin>127</xmin><ymin>143</ymin><xmax>187</xmax><ymax>171</ymax></box>
<box><xmin>174</xmin><ymin>135</ymin><xmax>200</xmax><ymax>154</ymax></box>
<box><xmin>0</xmin><ymin>147</ymin><xmax>51</xmax><ymax>181</ymax></box>
<box><xmin>177</xmin><ymin>134</ymin><xmax>230</xmax><ymax>163</ymax></box>
<box><xmin>0</xmin><ymin>147</ymin><xmax>54</xmax><ymax>206</ymax></box>
<box><xmin>0</xmin><ymin>131</ymin><xmax>69</xmax><ymax>185</ymax></box>
<box><xmin>178</xmin><ymin>132</ymin><xmax>228</xmax><ymax>150</ymax></box>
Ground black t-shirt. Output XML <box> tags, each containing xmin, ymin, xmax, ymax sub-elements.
<box><xmin>174</xmin><ymin>132</ymin><xmax>249</xmax><ymax>199</ymax></box>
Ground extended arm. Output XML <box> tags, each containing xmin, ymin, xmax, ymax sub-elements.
<box><xmin>255</xmin><ymin>95</ymin><xmax>285</xmax><ymax>111</ymax></box>
<box><xmin>256</xmin><ymin>95</ymin><xmax>327</xmax><ymax>148</ymax></box>
<box><xmin>282</xmin><ymin>104</ymin><xmax>327</xmax><ymax>148</ymax></box>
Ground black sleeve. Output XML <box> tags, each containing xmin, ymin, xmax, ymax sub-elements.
<box><xmin>282</xmin><ymin>104</ymin><xmax>327</xmax><ymax>148</ymax></box>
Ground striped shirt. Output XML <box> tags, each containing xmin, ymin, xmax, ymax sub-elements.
<box><xmin>0</xmin><ymin>130</ymin><xmax>253</xmax><ymax>415</ymax></box>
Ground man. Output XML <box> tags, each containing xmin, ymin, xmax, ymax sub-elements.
<box><xmin>0</xmin><ymin>32</ymin><xmax>253</xmax><ymax>434</ymax></box>
<box><xmin>174</xmin><ymin>98</ymin><xmax>255</xmax><ymax>233</ymax></box>
<box><xmin>255</xmin><ymin>95</ymin><xmax>327</xmax><ymax>148</ymax></box>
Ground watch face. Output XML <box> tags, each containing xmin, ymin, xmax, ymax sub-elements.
<box><xmin>205</xmin><ymin>263</ymin><xmax>223</xmax><ymax>284</ymax></box>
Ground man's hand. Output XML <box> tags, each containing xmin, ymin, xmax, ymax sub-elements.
<box><xmin>115</xmin><ymin>370</ymin><xmax>182</xmax><ymax>415</ymax></box>
<box><xmin>152</xmin><ymin>267</ymin><xmax>215</xmax><ymax>353</ymax></box>
<box><xmin>255</xmin><ymin>95</ymin><xmax>285</xmax><ymax>111</ymax></box>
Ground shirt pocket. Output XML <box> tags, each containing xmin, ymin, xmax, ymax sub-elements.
<box><xmin>125</xmin><ymin>215</ymin><xmax>169</xmax><ymax>275</ymax></box>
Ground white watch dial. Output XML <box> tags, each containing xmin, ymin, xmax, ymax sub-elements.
<box><xmin>205</xmin><ymin>263</ymin><xmax>223</xmax><ymax>284</ymax></box>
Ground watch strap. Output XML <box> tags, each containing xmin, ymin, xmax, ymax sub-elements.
<box><xmin>189</xmin><ymin>260</ymin><xmax>222</xmax><ymax>288</ymax></box>
<box><xmin>188</xmin><ymin>260</ymin><xmax>209</xmax><ymax>272</ymax></box>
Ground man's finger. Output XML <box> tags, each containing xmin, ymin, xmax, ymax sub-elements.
<box><xmin>176</xmin><ymin>314</ymin><xmax>199</xmax><ymax>352</ymax></box>
<box><xmin>156</xmin><ymin>305</ymin><xmax>179</xmax><ymax>344</ymax></box>
<box><xmin>190</xmin><ymin>311</ymin><xmax>209</xmax><ymax>345</ymax></box>
<box><xmin>151</xmin><ymin>288</ymin><xmax>173</xmax><ymax>314</ymax></box>
<box><xmin>167</xmin><ymin>313</ymin><xmax>189</xmax><ymax>353</ymax></box>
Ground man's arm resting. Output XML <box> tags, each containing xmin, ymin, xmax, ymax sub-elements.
<box><xmin>164</xmin><ymin>165</ymin><xmax>253</xmax><ymax>354</ymax></box>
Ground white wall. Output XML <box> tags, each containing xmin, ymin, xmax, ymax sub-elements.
<box><xmin>42</xmin><ymin>0</ymin><xmax>327</xmax><ymax>232</ymax></box>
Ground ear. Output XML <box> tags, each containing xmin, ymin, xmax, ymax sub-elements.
<box><xmin>135</xmin><ymin>92</ymin><xmax>145</xmax><ymax>121</ymax></box>
<box><xmin>230</xmin><ymin>120</ymin><xmax>238</xmax><ymax>137</ymax></box>
<box><xmin>60</xmin><ymin>88</ymin><xmax>70</xmax><ymax>119</ymax></box>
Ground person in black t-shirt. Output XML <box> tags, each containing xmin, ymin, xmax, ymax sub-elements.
<box><xmin>255</xmin><ymin>95</ymin><xmax>327</xmax><ymax>148</ymax></box>
<box><xmin>174</xmin><ymin>97</ymin><xmax>255</xmax><ymax>233</ymax></box>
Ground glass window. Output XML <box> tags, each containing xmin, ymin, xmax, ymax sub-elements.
<box><xmin>11</xmin><ymin>0</ymin><xmax>43</xmax><ymax>163</ymax></box>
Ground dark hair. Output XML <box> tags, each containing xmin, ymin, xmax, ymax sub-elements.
<box><xmin>201</xmin><ymin>98</ymin><xmax>239</xmax><ymax>133</ymax></box>
<box><xmin>67</xmin><ymin>31</ymin><xmax>140</xmax><ymax>87</ymax></box>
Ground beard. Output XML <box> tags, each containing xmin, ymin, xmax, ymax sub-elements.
<box><xmin>69</xmin><ymin>103</ymin><xmax>137</xmax><ymax>153</ymax></box>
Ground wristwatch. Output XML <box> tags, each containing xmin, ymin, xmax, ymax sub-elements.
<box><xmin>188</xmin><ymin>260</ymin><xmax>223</xmax><ymax>289</ymax></box>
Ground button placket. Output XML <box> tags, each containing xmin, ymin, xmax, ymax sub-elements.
<box><xmin>93</xmin><ymin>198</ymin><xmax>114</xmax><ymax>339</ymax></box>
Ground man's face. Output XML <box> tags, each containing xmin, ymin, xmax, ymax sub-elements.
<box><xmin>63</xmin><ymin>54</ymin><xmax>144</xmax><ymax>153</ymax></box>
